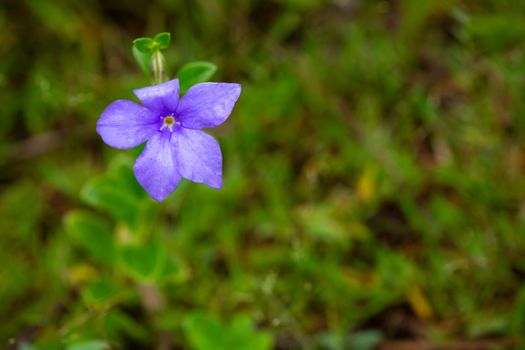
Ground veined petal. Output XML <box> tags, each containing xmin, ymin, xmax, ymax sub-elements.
<box><xmin>134</xmin><ymin>79</ymin><xmax>180</xmax><ymax>113</ymax></box>
<box><xmin>176</xmin><ymin>83</ymin><xmax>241</xmax><ymax>129</ymax></box>
<box><xmin>134</xmin><ymin>132</ymin><xmax>182</xmax><ymax>201</ymax></box>
<box><xmin>173</xmin><ymin>128</ymin><xmax>222</xmax><ymax>189</ymax></box>
<box><xmin>96</xmin><ymin>100</ymin><xmax>158</xmax><ymax>149</ymax></box>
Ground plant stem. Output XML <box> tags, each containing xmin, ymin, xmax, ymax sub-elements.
<box><xmin>151</xmin><ymin>50</ymin><xmax>166</xmax><ymax>84</ymax></box>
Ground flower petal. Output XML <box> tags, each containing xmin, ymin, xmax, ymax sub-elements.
<box><xmin>173</xmin><ymin>128</ymin><xmax>222</xmax><ymax>189</ymax></box>
<box><xmin>96</xmin><ymin>100</ymin><xmax>158</xmax><ymax>149</ymax></box>
<box><xmin>134</xmin><ymin>79</ymin><xmax>180</xmax><ymax>113</ymax></box>
<box><xmin>134</xmin><ymin>132</ymin><xmax>181</xmax><ymax>201</ymax></box>
<box><xmin>176</xmin><ymin>83</ymin><xmax>241</xmax><ymax>129</ymax></box>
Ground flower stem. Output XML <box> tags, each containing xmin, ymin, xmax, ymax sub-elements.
<box><xmin>151</xmin><ymin>50</ymin><xmax>166</xmax><ymax>84</ymax></box>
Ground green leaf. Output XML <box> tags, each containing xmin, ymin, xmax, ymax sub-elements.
<box><xmin>183</xmin><ymin>312</ymin><xmax>273</xmax><ymax>350</ymax></box>
<box><xmin>229</xmin><ymin>315</ymin><xmax>273</xmax><ymax>350</ymax></box>
<box><xmin>81</xmin><ymin>177</ymin><xmax>141</xmax><ymax>227</ymax></box>
<box><xmin>82</xmin><ymin>279</ymin><xmax>119</xmax><ymax>306</ymax></box>
<box><xmin>153</xmin><ymin>32</ymin><xmax>171</xmax><ymax>49</ymax></box>
<box><xmin>159</xmin><ymin>253</ymin><xmax>189</xmax><ymax>284</ymax></box>
<box><xmin>118</xmin><ymin>240</ymin><xmax>167</xmax><ymax>282</ymax></box>
<box><xmin>183</xmin><ymin>313</ymin><xmax>224</xmax><ymax>350</ymax></box>
<box><xmin>133</xmin><ymin>46</ymin><xmax>152</xmax><ymax>76</ymax></box>
<box><xmin>133</xmin><ymin>37</ymin><xmax>154</xmax><ymax>53</ymax></box>
<box><xmin>66</xmin><ymin>340</ymin><xmax>108</xmax><ymax>350</ymax></box>
<box><xmin>132</xmin><ymin>34</ymin><xmax>170</xmax><ymax>74</ymax></box>
<box><xmin>81</xmin><ymin>156</ymin><xmax>144</xmax><ymax>227</ymax></box>
<box><xmin>64</xmin><ymin>211</ymin><xmax>115</xmax><ymax>265</ymax></box>
<box><xmin>108</xmin><ymin>155</ymin><xmax>146</xmax><ymax>199</ymax></box>
<box><xmin>177</xmin><ymin>61</ymin><xmax>217</xmax><ymax>94</ymax></box>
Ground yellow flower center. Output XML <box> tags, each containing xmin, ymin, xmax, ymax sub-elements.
<box><xmin>160</xmin><ymin>115</ymin><xmax>177</xmax><ymax>132</ymax></box>
<box><xmin>164</xmin><ymin>116</ymin><xmax>175</xmax><ymax>126</ymax></box>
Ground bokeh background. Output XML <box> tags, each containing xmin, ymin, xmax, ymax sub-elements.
<box><xmin>2</xmin><ymin>0</ymin><xmax>525</xmax><ymax>349</ymax></box>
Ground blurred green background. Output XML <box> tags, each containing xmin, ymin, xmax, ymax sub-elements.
<box><xmin>2</xmin><ymin>0</ymin><xmax>525</xmax><ymax>349</ymax></box>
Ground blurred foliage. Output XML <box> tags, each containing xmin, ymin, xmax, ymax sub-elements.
<box><xmin>1</xmin><ymin>0</ymin><xmax>525</xmax><ymax>349</ymax></box>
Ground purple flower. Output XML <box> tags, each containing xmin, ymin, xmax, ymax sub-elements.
<box><xmin>96</xmin><ymin>78</ymin><xmax>241</xmax><ymax>201</ymax></box>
